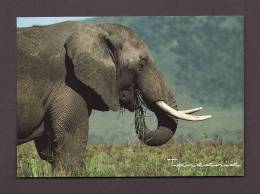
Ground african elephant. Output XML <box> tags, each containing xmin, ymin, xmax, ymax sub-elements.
<box><xmin>17</xmin><ymin>21</ymin><xmax>211</xmax><ymax>174</ymax></box>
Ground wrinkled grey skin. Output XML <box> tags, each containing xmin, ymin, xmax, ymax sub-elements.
<box><xmin>17</xmin><ymin>21</ymin><xmax>178</xmax><ymax>174</ymax></box>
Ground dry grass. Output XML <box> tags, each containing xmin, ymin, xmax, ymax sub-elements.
<box><xmin>17</xmin><ymin>141</ymin><xmax>243</xmax><ymax>177</ymax></box>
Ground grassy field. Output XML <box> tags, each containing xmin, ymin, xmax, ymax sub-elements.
<box><xmin>17</xmin><ymin>141</ymin><xmax>243</xmax><ymax>177</ymax></box>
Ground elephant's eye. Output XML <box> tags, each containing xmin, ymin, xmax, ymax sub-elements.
<box><xmin>139</xmin><ymin>63</ymin><xmax>145</xmax><ymax>69</ymax></box>
<box><xmin>139</xmin><ymin>57</ymin><xmax>148</xmax><ymax>70</ymax></box>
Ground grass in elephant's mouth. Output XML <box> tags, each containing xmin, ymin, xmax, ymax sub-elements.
<box><xmin>17</xmin><ymin>142</ymin><xmax>243</xmax><ymax>177</ymax></box>
<box><xmin>134</xmin><ymin>89</ymin><xmax>147</xmax><ymax>139</ymax></box>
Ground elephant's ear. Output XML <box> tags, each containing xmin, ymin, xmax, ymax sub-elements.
<box><xmin>64</xmin><ymin>31</ymin><xmax>119</xmax><ymax>111</ymax></box>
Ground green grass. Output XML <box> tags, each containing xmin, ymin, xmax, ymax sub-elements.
<box><xmin>17</xmin><ymin>141</ymin><xmax>243</xmax><ymax>177</ymax></box>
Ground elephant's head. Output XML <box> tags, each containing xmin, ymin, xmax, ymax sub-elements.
<box><xmin>64</xmin><ymin>24</ymin><xmax>211</xmax><ymax>146</ymax></box>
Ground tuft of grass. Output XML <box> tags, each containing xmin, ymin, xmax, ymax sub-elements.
<box><xmin>17</xmin><ymin>141</ymin><xmax>243</xmax><ymax>177</ymax></box>
<box><xmin>134</xmin><ymin>89</ymin><xmax>147</xmax><ymax>141</ymax></box>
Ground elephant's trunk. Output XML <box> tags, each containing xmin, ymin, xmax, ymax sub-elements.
<box><xmin>134</xmin><ymin>63</ymin><xmax>211</xmax><ymax>146</ymax></box>
<box><xmin>135</xmin><ymin>87</ymin><xmax>178</xmax><ymax>146</ymax></box>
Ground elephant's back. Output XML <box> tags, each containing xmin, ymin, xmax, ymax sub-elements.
<box><xmin>17</xmin><ymin>22</ymin><xmax>83</xmax><ymax>88</ymax></box>
<box><xmin>17</xmin><ymin>21</ymin><xmax>83</xmax><ymax>62</ymax></box>
<box><xmin>16</xmin><ymin>22</ymin><xmax>103</xmax><ymax>82</ymax></box>
<box><xmin>17</xmin><ymin>22</ymin><xmax>84</xmax><ymax>111</ymax></box>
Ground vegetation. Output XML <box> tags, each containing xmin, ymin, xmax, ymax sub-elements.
<box><xmin>17</xmin><ymin>142</ymin><xmax>243</xmax><ymax>177</ymax></box>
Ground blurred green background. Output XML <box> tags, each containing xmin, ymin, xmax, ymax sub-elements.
<box><xmin>79</xmin><ymin>16</ymin><xmax>244</xmax><ymax>144</ymax></box>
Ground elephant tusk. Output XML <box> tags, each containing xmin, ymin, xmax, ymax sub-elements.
<box><xmin>155</xmin><ymin>101</ymin><xmax>212</xmax><ymax>121</ymax></box>
<box><xmin>179</xmin><ymin>107</ymin><xmax>203</xmax><ymax>114</ymax></box>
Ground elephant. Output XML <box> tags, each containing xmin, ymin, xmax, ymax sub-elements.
<box><xmin>17</xmin><ymin>21</ymin><xmax>211</xmax><ymax>175</ymax></box>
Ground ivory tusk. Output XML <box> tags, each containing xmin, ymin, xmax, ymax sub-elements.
<box><xmin>155</xmin><ymin>101</ymin><xmax>212</xmax><ymax>121</ymax></box>
<box><xmin>180</xmin><ymin>107</ymin><xmax>202</xmax><ymax>114</ymax></box>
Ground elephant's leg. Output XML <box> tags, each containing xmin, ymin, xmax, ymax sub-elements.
<box><xmin>51</xmin><ymin>117</ymin><xmax>89</xmax><ymax>176</ymax></box>
<box><xmin>34</xmin><ymin>122</ymin><xmax>51</xmax><ymax>161</ymax></box>
<box><xmin>44</xmin><ymin>87</ymin><xmax>89</xmax><ymax>176</ymax></box>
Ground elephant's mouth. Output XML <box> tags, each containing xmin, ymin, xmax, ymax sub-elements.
<box><xmin>119</xmin><ymin>99</ymin><xmax>135</xmax><ymax>112</ymax></box>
